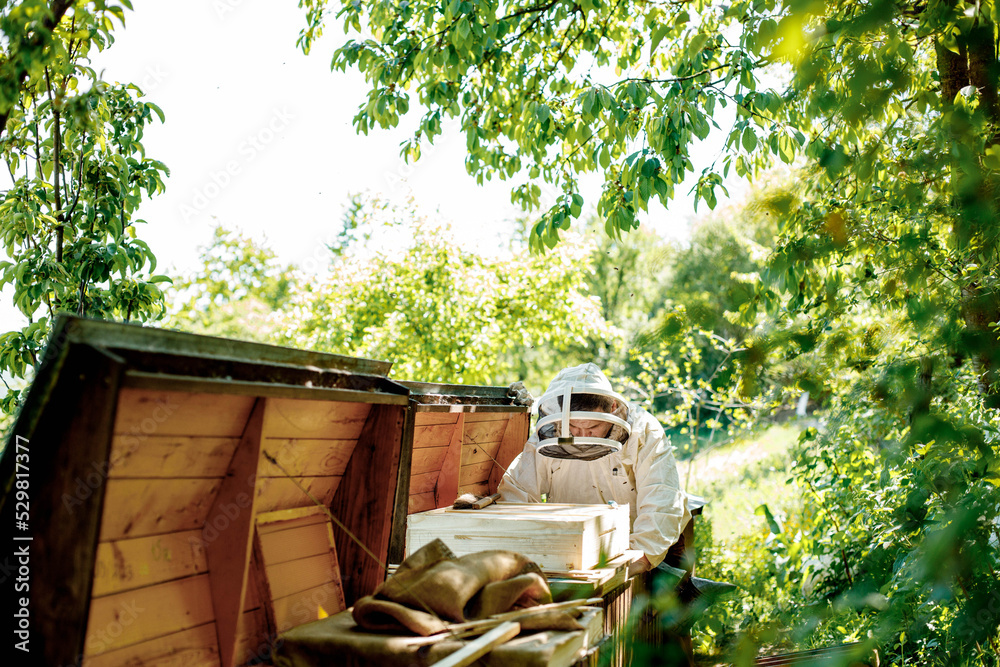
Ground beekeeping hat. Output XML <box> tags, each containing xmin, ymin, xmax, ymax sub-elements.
<box><xmin>534</xmin><ymin>363</ymin><xmax>631</xmax><ymax>460</ymax></box>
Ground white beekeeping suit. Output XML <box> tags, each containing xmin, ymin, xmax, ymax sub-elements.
<box><xmin>498</xmin><ymin>363</ymin><xmax>691</xmax><ymax>568</ymax></box>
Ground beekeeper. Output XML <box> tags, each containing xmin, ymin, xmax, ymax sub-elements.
<box><xmin>499</xmin><ymin>363</ymin><xmax>691</xmax><ymax>576</ymax></box>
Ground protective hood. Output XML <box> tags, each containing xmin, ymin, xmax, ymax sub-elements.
<box><xmin>534</xmin><ymin>363</ymin><xmax>631</xmax><ymax>460</ymax></box>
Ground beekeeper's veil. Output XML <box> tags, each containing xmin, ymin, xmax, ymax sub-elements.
<box><xmin>535</xmin><ymin>363</ymin><xmax>631</xmax><ymax>460</ymax></box>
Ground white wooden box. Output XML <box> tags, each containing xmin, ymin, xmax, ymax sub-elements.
<box><xmin>405</xmin><ymin>502</ymin><xmax>630</xmax><ymax>571</ymax></box>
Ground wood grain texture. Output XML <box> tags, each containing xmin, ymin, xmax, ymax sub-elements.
<box><xmin>258</xmin><ymin>438</ymin><xmax>356</xmax><ymax>477</ymax></box>
<box><xmin>408</xmin><ymin>492</ymin><xmax>437</xmax><ymax>514</ymax></box>
<box><xmin>329</xmin><ymin>403</ymin><xmax>405</xmax><ymax>604</ymax></box>
<box><xmin>266</xmin><ymin>552</ymin><xmax>342</xmax><ymax>599</ymax></box>
<box><xmin>262</xmin><ymin>398</ymin><xmax>371</xmax><ymax>440</ymax></box>
<box><xmin>412</xmin><ymin>422</ymin><xmax>460</xmax><ymax>449</ymax></box>
<box><xmin>108</xmin><ymin>436</ymin><xmax>240</xmax><ymax>478</ymax></box>
<box><xmin>84</xmin><ymin>574</ymin><xmax>215</xmax><ymax>656</ymax></box>
<box><xmin>413</xmin><ymin>412</ymin><xmax>461</xmax><ymax>426</ymax></box>
<box><xmin>92</xmin><ymin>530</ymin><xmax>208</xmax><ymax>597</ymax></box>
<box><xmin>459</xmin><ymin>461</ymin><xmax>494</xmax><ymax>486</ymax></box>
<box><xmin>206</xmin><ymin>398</ymin><xmax>264</xmax><ymax>667</ymax></box>
<box><xmin>235</xmin><ymin>608</ymin><xmax>273</xmax><ymax>666</ymax></box>
<box><xmin>434</xmin><ymin>413</ymin><xmax>465</xmax><ymax>508</ymax></box>
<box><xmin>410</xmin><ymin>444</ymin><xmax>450</xmax><ymax>475</ymax></box>
<box><xmin>98</xmin><ymin>478</ymin><xmax>222</xmax><ymax>541</ymax></box>
<box><xmin>254</xmin><ymin>475</ymin><xmax>341</xmax><ymax>513</ymax></box>
<box><xmin>113</xmin><ymin>388</ymin><xmax>255</xmax><ymax>437</ymax></box>
<box><xmin>82</xmin><ymin>622</ymin><xmax>220</xmax><ymax>667</ymax></box>
<box><xmin>457</xmin><ymin>481</ymin><xmax>491</xmax><ymax>497</ymax></box>
<box><xmin>463</xmin><ymin>418</ymin><xmax>509</xmax><ymax>446</ymax></box>
<box><xmin>258</xmin><ymin>521</ymin><xmax>334</xmax><ymax>565</ymax></box>
<box><xmin>12</xmin><ymin>343</ymin><xmax>124</xmax><ymax>666</ymax></box>
<box><xmin>463</xmin><ymin>412</ymin><xmax>515</xmax><ymax>423</ymax></box>
<box><xmin>460</xmin><ymin>439</ymin><xmax>501</xmax><ymax>466</ymax></box>
<box><xmin>489</xmin><ymin>412</ymin><xmax>530</xmax><ymax>493</ymax></box>
<box><xmin>387</xmin><ymin>399</ymin><xmax>416</xmax><ymax>566</ymax></box>
<box><xmin>271</xmin><ymin>582</ymin><xmax>346</xmax><ymax>633</ymax></box>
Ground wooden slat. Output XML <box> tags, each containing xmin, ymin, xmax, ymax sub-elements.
<box><xmin>113</xmin><ymin>388</ymin><xmax>255</xmax><ymax>437</ymax></box>
<box><xmin>207</xmin><ymin>398</ymin><xmax>264</xmax><ymax>667</ymax></box>
<box><xmin>258</xmin><ymin>438</ymin><xmax>356</xmax><ymax>477</ymax></box>
<box><xmin>460</xmin><ymin>440</ymin><xmax>501</xmax><ymax>466</ymax></box>
<box><xmin>262</xmin><ymin>398</ymin><xmax>371</xmax><ymax>440</ymax></box>
<box><xmin>434</xmin><ymin>413</ymin><xmax>465</xmax><ymax>507</ymax></box>
<box><xmin>235</xmin><ymin>608</ymin><xmax>272</xmax><ymax>666</ymax></box>
<box><xmin>459</xmin><ymin>461</ymin><xmax>494</xmax><ymax>486</ymax></box>
<box><xmin>98</xmin><ymin>478</ymin><xmax>222</xmax><ymax>541</ymax></box>
<box><xmin>330</xmin><ymin>404</ymin><xmax>405</xmax><ymax>604</ymax></box>
<box><xmin>266</xmin><ymin>552</ymin><xmax>341</xmax><ymax>599</ymax></box>
<box><xmin>457</xmin><ymin>481</ymin><xmax>491</xmax><ymax>497</ymax></box>
<box><xmin>413</xmin><ymin>422</ymin><xmax>460</xmax><ymax>448</ymax></box>
<box><xmin>413</xmin><ymin>412</ymin><xmax>461</xmax><ymax>426</ymax></box>
<box><xmin>463</xmin><ymin>419</ymin><xmax>508</xmax><ymax>445</ymax></box>
<box><xmin>258</xmin><ymin>522</ymin><xmax>333</xmax><ymax>565</ymax></box>
<box><xmin>271</xmin><ymin>582</ymin><xmax>346</xmax><ymax>633</ymax></box>
<box><xmin>82</xmin><ymin>622</ymin><xmax>220</xmax><ymax>667</ymax></box>
<box><xmin>409</xmin><ymin>492</ymin><xmax>437</xmax><ymax>514</ymax></box>
<box><xmin>108</xmin><ymin>435</ymin><xmax>239</xmax><ymax>478</ymax></box>
<box><xmin>92</xmin><ymin>530</ymin><xmax>208</xmax><ymax>597</ymax></box>
<box><xmin>388</xmin><ymin>398</ymin><xmax>417</xmax><ymax>565</ymax></box>
<box><xmin>256</xmin><ymin>506</ymin><xmax>327</xmax><ymax>531</ymax></box>
<box><xmin>410</xmin><ymin>471</ymin><xmax>440</xmax><ymax>495</ymax></box>
<box><xmin>489</xmin><ymin>412</ymin><xmax>529</xmax><ymax>492</ymax></box>
<box><xmin>463</xmin><ymin>412</ymin><xmax>514</xmax><ymax>423</ymax></box>
<box><xmin>254</xmin><ymin>476</ymin><xmax>341</xmax><ymax>513</ymax></box>
<box><xmin>84</xmin><ymin>574</ymin><xmax>215</xmax><ymax>656</ymax></box>
<box><xmin>411</xmin><ymin>445</ymin><xmax>450</xmax><ymax>475</ymax></box>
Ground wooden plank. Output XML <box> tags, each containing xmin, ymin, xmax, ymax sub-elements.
<box><xmin>271</xmin><ymin>581</ymin><xmax>346</xmax><ymax>633</ymax></box>
<box><xmin>84</xmin><ymin>574</ymin><xmax>215</xmax><ymax>656</ymax></box>
<box><xmin>457</xmin><ymin>481</ymin><xmax>491</xmax><ymax>497</ymax></box>
<box><xmin>408</xmin><ymin>492</ymin><xmax>437</xmax><ymax>514</ymax></box>
<box><xmin>489</xmin><ymin>412</ymin><xmax>529</xmax><ymax>492</ymax></box>
<box><xmin>92</xmin><ymin>530</ymin><xmax>208</xmax><ymax>597</ymax></box>
<box><xmin>108</xmin><ymin>435</ymin><xmax>240</xmax><ymax>478</ymax></box>
<box><xmin>462</xmin><ymin>419</ymin><xmax>508</xmax><ymax>446</ymax></box>
<box><xmin>256</xmin><ymin>505</ymin><xmax>327</xmax><ymax>530</ymax></box>
<box><xmin>206</xmin><ymin>398</ymin><xmax>264</xmax><ymax>667</ymax></box>
<box><xmin>113</xmin><ymin>388</ymin><xmax>255</xmax><ymax>437</ymax></box>
<box><xmin>432</xmin><ymin>621</ymin><xmax>521</xmax><ymax>667</ymax></box>
<box><xmin>6</xmin><ymin>343</ymin><xmax>124</xmax><ymax>665</ymax></box>
<box><xmin>258</xmin><ymin>438</ymin><xmax>356</xmax><ymax>477</ymax></box>
<box><xmin>387</xmin><ymin>399</ymin><xmax>417</xmax><ymax>565</ymax></box>
<box><xmin>262</xmin><ymin>398</ymin><xmax>371</xmax><ymax>440</ymax></box>
<box><xmin>258</xmin><ymin>521</ymin><xmax>334</xmax><ymax>564</ymax></box>
<box><xmin>235</xmin><ymin>608</ymin><xmax>273</xmax><ymax>666</ymax></box>
<box><xmin>413</xmin><ymin>412</ymin><xmax>461</xmax><ymax>426</ymax></box>
<box><xmin>98</xmin><ymin>478</ymin><xmax>222</xmax><ymax>541</ymax></box>
<box><xmin>411</xmin><ymin>444</ymin><xmax>450</xmax><ymax>475</ymax></box>
<box><xmin>82</xmin><ymin>622</ymin><xmax>220</xmax><ymax>667</ymax></box>
<box><xmin>329</xmin><ymin>404</ymin><xmax>405</xmax><ymax>604</ymax></box>
<box><xmin>460</xmin><ymin>440</ymin><xmax>501</xmax><ymax>466</ymax></box>
<box><xmin>434</xmin><ymin>413</ymin><xmax>464</xmax><ymax>508</ymax></box>
<box><xmin>463</xmin><ymin>412</ymin><xmax>515</xmax><ymax>423</ymax></box>
<box><xmin>459</xmin><ymin>461</ymin><xmax>494</xmax><ymax>486</ymax></box>
<box><xmin>254</xmin><ymin>476</ymin><xmax>341</xmax><ymax>513</ymax></box>
<box><xmin>266</xmin><ymin>552</ymin><xmax>341</xmax><ymax>599</ymax></box>
<box><xmin>413</xmin><ymin>422</ymin><xmax>462</xmax><ymax>448</ymax></box>
<box><xmin>410</xmin><ymin>471</ymin><xmax>440</xmax><ymax>495</ymax></box>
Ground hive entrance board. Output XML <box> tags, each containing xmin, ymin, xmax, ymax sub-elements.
<box><xmin>406</xmin><ymin>503</ymin><xmax>631</xmax><ymax>571</ymax></box>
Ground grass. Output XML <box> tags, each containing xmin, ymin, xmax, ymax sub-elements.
<box><xmin>678</xmin><ymin>421</ymin><xmax>805</xmax><ymax>542</ymax></box>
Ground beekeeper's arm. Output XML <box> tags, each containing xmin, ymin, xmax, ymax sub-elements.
<box><xmin>497</xmin><ymin>435</ymin><xmax>549</xmax><ymax>502</ymax></box>
<box><xmin>629</xmin><ymin>412</ymin><xmax>690</xmax><ymax>572</ymax></box>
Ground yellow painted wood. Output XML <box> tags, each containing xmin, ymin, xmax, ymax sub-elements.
<box><xmin>258</xmin><ymin>521</ymin><xmax>333</xmax><ymax>565</ymax></box>
<box><xmin>271</xmin><ymin>581</ymin><xmax>346</xmax><ymax>633</ymax></box>
<box><xmin>82</xmin><ymin>622</ymin><xmax>219</xmax><ymax>667</ymax></box>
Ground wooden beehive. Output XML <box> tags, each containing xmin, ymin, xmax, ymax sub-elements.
<box><xmin>406</xmin><ymin>503</ymin><xmax>631</xmax><ymax>571</ymax></box>
<box><xmin>0</xmin><ymin>316</ymin><xmax>411</xmax><ymax>667</ymax></box>
<box><xmin>387</xmin><ymin>381</ymin><xmax>531</xmax><ymax>563</ymax></box>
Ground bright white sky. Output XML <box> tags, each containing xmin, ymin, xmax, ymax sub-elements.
<box><xmin>1</xmin><ymin>1</ymin><xmax>747</xmax><ymax>334</ymax></box>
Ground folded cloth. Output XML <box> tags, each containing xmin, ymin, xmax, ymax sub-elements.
<box><xmin>352</xmin><ymin>539</ymin><xmax>576</xmax><ymax>636</ymax></box>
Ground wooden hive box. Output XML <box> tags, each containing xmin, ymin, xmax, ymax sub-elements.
<box><xmin>1</xmin><ymin>316</ymin><xmax>412</xmax><ymax>667</ymax></box>
<box><xmin>406</xmin><ymin>503</ymin><xmax>631</xmax><ymax>571</ymax></box>
<box><xmin>388</xmin><ymin>381</ymin><xmax>531</xmax><ymax>563</ymax></box>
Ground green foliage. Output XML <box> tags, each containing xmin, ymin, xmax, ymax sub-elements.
<box><xmin>272</xmin><ymin>194</ymin><xmax>616</xmax><ymax>386</ymax></box>
<box><xmin>165</xmin><ymin>227</ymin><xmax>295</xmax><ymax>342</ymax></box>
<box><xmin>0</xmin><ymin>1</ymin><xmax>170</xmax><ymax>415</ymax></box>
